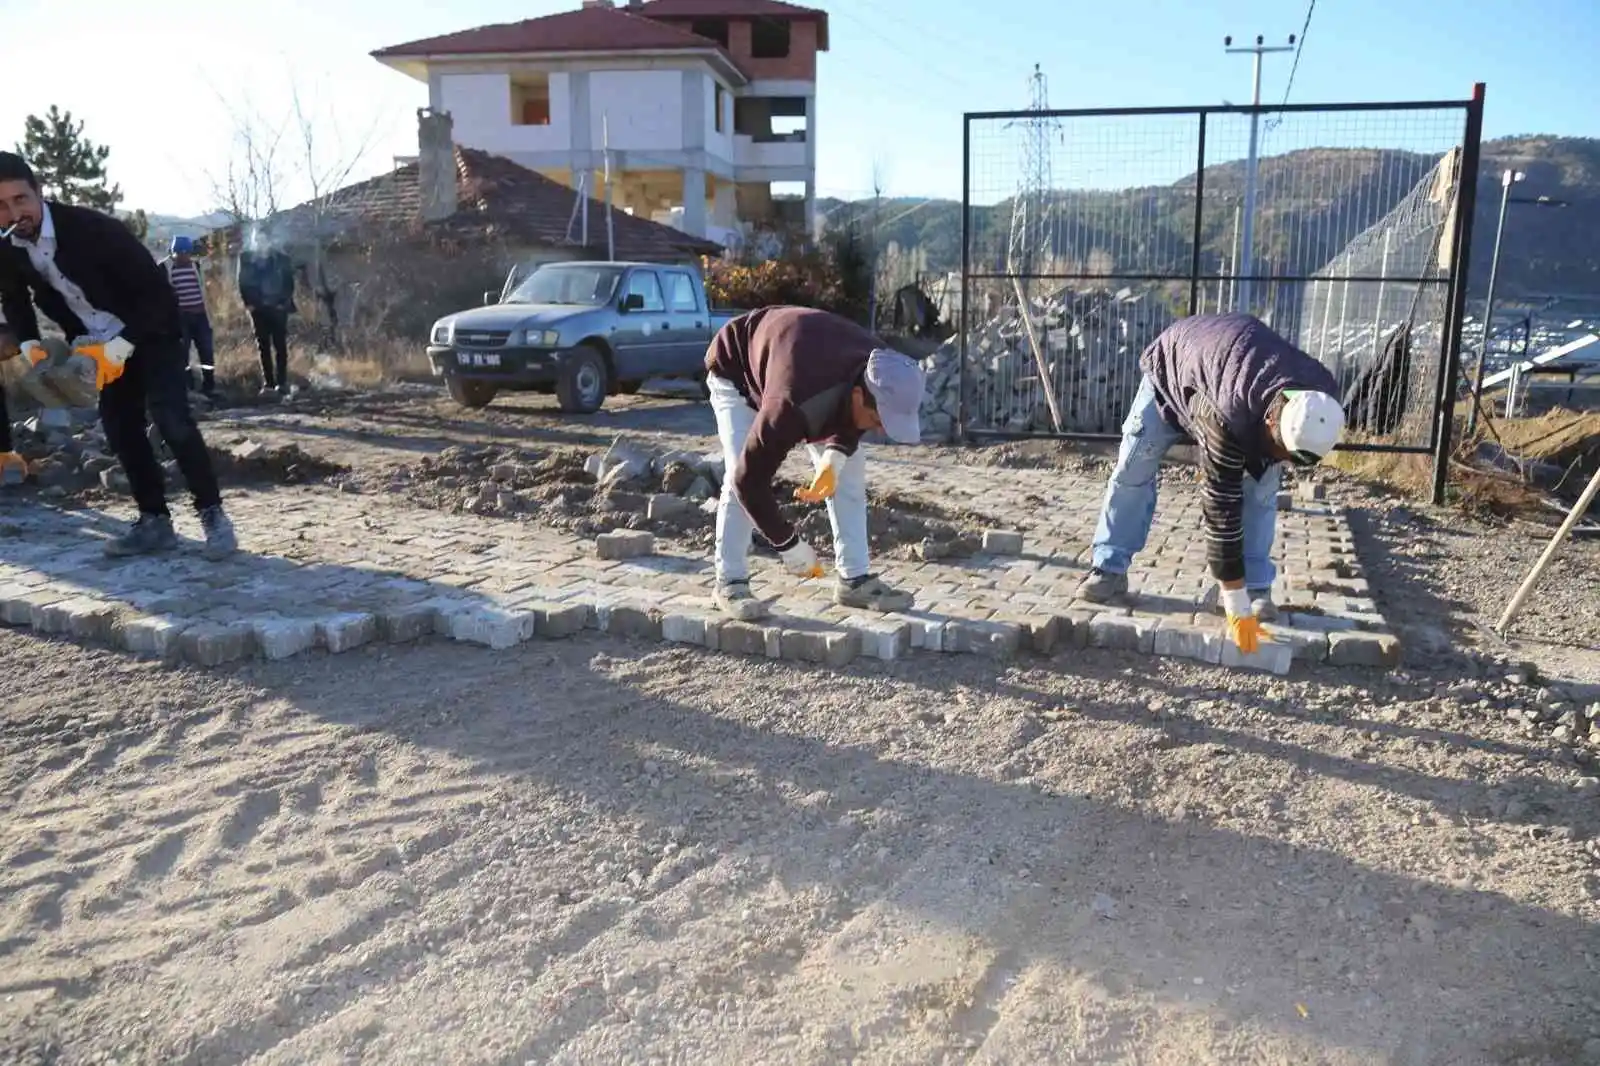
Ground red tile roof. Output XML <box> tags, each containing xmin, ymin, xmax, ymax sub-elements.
<box><xmin>635</xmin><ymin>0</ymin><xmax>826</xmax><ymax>19</ymax></box>
<box><xmin>246</xmin><ymin>147</ymin><xmax>722</xmax><ymax>262</ymax></box>
<box><xmin>371</xmin><ymin>6</ymin><xmax>730</xmax><ymax>60</ymax></box>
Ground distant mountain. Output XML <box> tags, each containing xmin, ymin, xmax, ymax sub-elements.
<box><xmin>131</xmin><ymin>211</ymin><xmax>233</xmax><ymax>250</ymax></box>
<box><xmin>822</xmin><ymin>135</ymin><xmax>1600</xmax><ymax>304</ymax></box>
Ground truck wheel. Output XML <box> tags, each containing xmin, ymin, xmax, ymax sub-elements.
<box><xmin>446</xmin><ymin>376</ymin><xmax>497</xmax><ymax>409</ymax></box>
<box><xmin>557</xmin><ymin>344</ymin><xmax>608</xmax><ymax>414</ymax></box>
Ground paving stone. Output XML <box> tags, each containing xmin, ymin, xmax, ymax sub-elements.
<box><xmin>443</xmin><ymin>605</ymin><xmax>537</xmax><ymax>649</ymax></box>
<box><xmin>981</xmin><ymin>529</ymin><xmax>1025</xmax><ymax>554</ymax></box>
<box><xmin>662</xmin><ymin>611</ymin><xmax>717</xmax><ymax>648</ymax></box>
<box><xmin>254</xmin><ymin>618</ymin><xmax>318</xmax><ymax>660</ymax></box>
<box><xmin>1220</xmin><ymin>637</ymin><xmax>1294</xmax><ymax>675</ymax></box>
<box><xmin>532</xmin><ymin>601</ymin><xmax>591</xmax><ymax>639</ymax></box>
<box><xmin>780</xmin><ymin>627</ymin><xmax>860</xmax><ymax>666</ymax></box>
<box><xmin>719</xmin><ymin>620</ymin><xmax>781</xmax><ymax>658</ymax></box>
<box><xmin>317</xmin><ymin>612</ymin><xmax>377</xmax><ymax>653</ymax></box>
<box><xmin>120</xmin><ymin>614</ymin><xmax>190</xmax><ymax>659</ymax></box>
<box><xmin>377</xmin><ymin>602</ymin><xmax>437</xmax><ymax>643</ymax></box>
<box><xmin>839</xmin><ymin>616</ymin><xmax>913</xmax><ymax>660</ymax></box>
<box><xmin>1089</xmin><ymin>613</ymin><xmax>1157</xmax><ymax>654</ymax></box>
<box><xmin>7</xmin><ymin>589</ymin><xmax>65</xmax><ymax>628</ymax></box>
<box><xmin>945</xmin><ymin>618</ymin><xmax>1022</xmax><ymax>658</ymax></box>
<box><xmin>180</xmin><ymin>622</ymin><xmax>255</xmax><ymax>666</ymax></box>
<box><xmin>1153</xmin><ymin>621</ymin><xmax>1224</xmax><ymax>664</ymax></box>
<box><xmin>646</xmin><ymin>494</ymin><xmax>689</xmax><ymax>520</ymax></box>
<box><xmin>596</xmin><ymin>530</ymin><xmax>654</xmax><ymax>560</ymax></box>
<box><xmin>1327</xmin><ymin>630</ymin><xmax>1402</xmax><ymax>667</ymax></box>
<box><xmin>1287</xmin><ymin>612</ymin><xmax>1359</xmax><ymax>633</ymax></box>
<box><xmin>605</xmin><ymin>604</ymin><xmax>664</xmax><ymax>642</ymax></box>
<box><xmin>1267</xmin><ymin>625</ymin><xmax>1330</xmax><ymax>663</ymax></box>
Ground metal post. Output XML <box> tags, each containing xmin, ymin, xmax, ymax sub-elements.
<box><xmin>958</xmin><ymin>114</ymin><xmax>972</xmax><ymax>440</ymax></box>
<box><xmin>1227</xmin><ymin>201</ymin><xmax>1241</xmax><ymax>310</ymax></box>
<box><xmin>1187</xmin><ymin>113</ymin><xmax>1207</xmax><ymax>316</ymax></box>
<box><xmin>1225</xmin><ymin>34</ymin><xmax>1295</xmax><ymax>315</ymax></box>
<box><xmin>1430</xmin><ymin>84</ymin><xmax>1486</xmax><ymax>507</ymax></box>
<box><xmin>1371</xmin><ymin>227</ymin><xmax>1393</xmax><ymax>362</ymax></box>
<box><xmin>1465</xmin><ymin>168</ymin><xmax>1521</xmax><ymax>433</ymax></box>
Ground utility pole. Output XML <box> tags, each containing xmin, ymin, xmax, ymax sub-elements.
<box><xmin>1224</xmin><ymin>33</ymin><xmax>1295</xmax><ymax>315</ymax></box>
<box><xmin>1004</xmin><ymin>64</ymin><xmax>1058</xmax><ymax>310</ymax></box>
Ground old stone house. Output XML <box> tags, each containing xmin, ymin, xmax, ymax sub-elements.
<box><xmin>209</xmin><ymin>109</ymin><xmax>723</xmax><ymax>341</ymax></box>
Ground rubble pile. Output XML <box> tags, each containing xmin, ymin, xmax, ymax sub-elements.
<box><xmin>374</xmin><ymin>436</ymin><xmax>990</xmax><ymax>559</ymax></box>
<box><xmin>918</xmin><ymin>287</ymin><xmax>1175</xmax><ymax>440</ymax></box>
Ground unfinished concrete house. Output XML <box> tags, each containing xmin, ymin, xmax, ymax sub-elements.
<box><xmin>369</xmin><ymin>0</ymin><xmax>828</xmax><ymax>250</ymax></box>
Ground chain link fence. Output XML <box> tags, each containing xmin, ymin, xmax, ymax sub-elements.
<box><xmin>938</xmin><ymin>92</ymin><xmax>1484</xmax><ymax>477</ymax></box>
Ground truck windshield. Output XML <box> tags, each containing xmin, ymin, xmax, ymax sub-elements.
<box><xmin>506</xmin><ymin>265</ymin><xmax>624</xmax><ymax>305</ymax></box>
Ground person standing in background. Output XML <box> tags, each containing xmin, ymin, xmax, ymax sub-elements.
<box><xmin>237</xmin><ymin>231</ymin><xmax>296</xmax><ymax>396</ymax></box>
<box><xmin>161</xmin><ymin>236</ymin><xmax>214</xmax><ymax>397</ymax></box>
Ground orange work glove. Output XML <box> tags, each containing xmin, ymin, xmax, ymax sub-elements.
<box><xmin>794</xmin><ymin>448</ymin><xmax>846</xmax><ymax>504</ymax></box>
<box><xmin>0</xmin><ymin>451</ymin><xmax>29</xmax><ymax>485</ymax></box>
<box><xmin>1221</xmin><ymin>587</ymin><xmax>1264</xmax><ymax>654</ymax></box>
<box><xmin>72</xmin><ymin>336</ymin><xmax>134</xmax><ymax>390</ymax></box>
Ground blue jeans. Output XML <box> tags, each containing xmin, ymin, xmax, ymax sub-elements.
<box><xmin>1089</xmin><ymin>376</ymin><xmax>1281</xmax><ymax>590</ymax></box>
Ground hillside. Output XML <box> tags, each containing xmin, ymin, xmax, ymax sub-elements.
<box><xmin>822</xmin><ymin>135</ymin><xmax>1600</xmax><ymax>302</ymax></box>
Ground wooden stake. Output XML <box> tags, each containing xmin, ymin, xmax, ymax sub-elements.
<box><xmin>1009</xmin><ymin>275</ymin><xmax>1065</xmax><ymax>432</ymax></box>
<box><xmin>1496</xmin><ymin>463</ymin><xmax>1600</xmax><ymax>635</ymax></box>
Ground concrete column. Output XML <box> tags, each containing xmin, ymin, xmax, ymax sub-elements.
<box><xmin>712</xmin><ymin>179</ymin><xmax>737</xmax><ymax>227</ymax></box>
<box><xmin>804</xmin><ymin>92</ymin><xmax>817</xmax><ymax>238</ymax></box>
<box><xmin>569</xmin><ymin>72</ymin><xmax>593</xmax><ymax>181</ymax></box>
<box><xmin>681</xmin><ymin>167</ymin><xmax>708</xmax><ymax>237</ymax></box>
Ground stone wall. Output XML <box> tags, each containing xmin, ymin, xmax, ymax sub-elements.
<box><xmin>919</xmin><ymin>288</ymin><xmax>1175</xmax><ymax>441</ymax></box>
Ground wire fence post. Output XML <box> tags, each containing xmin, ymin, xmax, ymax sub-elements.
<box><xmin>958</xmin><ymin>113</ymin><xmax>972</xmax><ymax>441</ymax></box>
<box><xmin>1187</xmin><ymin>113</ymin><xmax>1207</xmax><ymax>316</ymax></box>
<box><xmin>1430</xmin><ymin>83</ymin><xmax>1486</xmax><ymax>507</ymax></box>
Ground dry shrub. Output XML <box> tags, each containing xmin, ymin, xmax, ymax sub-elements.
<box><xmin>702</xmin><ymin>227</ymin><xmax>873</xmax><ymax>323</ymax></box>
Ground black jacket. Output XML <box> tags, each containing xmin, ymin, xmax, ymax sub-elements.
<box><xmin>237</xmin><ymin>249</ymin><xmax>296</xmax><ymax>313</ymax></box>
<box><xmin>0</xmin><ymin>201</ymin><xmax>181</xmax><ymax>346</ymax></box>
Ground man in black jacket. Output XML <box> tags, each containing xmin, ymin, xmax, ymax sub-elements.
<box><xmin>0</xmin><ymin>152</ymin><xmax>237</xmax><ymax>558</ymax></box>
<box><xmin>238</xmin><ymin>233</ymin><xmax>296</xmax><ymax>395</ymax></box>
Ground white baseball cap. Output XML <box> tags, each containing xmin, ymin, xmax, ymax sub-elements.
<box><xmin>863</xmin><ymin>349</ymin><xmax>925</xmax><ymax>444</ymax></box>
<box><xmin>1279</xmin><ymin>390</ymin><xmax>1345</xmax><ymax>464</ymax></box>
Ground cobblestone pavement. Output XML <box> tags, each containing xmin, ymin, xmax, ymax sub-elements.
<box><xmin>0</xmin><ymin>451</ymin><xmax>1398</xmax><ymax>673</ymax></box>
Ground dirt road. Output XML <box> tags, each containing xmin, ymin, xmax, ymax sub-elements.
<box><xmin>3</xmin><ymin>387</ymin><xmax>1599</xmax><ymax>1064</ymax></box>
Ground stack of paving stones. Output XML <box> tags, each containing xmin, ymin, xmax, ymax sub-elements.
<box><xmin>0</xmin><ymin>459</ymin><xmax>1399</xmax><ymax>674</ymax></box>
<box><xmin>918</xmin><ymin>287</ymin><xmax>1176</xmax><ymax>442</ymax></box>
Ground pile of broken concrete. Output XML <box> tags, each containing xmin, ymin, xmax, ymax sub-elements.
<box><xmin>918</xmin><ymin>286</ymin><xmax>1174</xmax><ymax>440</ymax></box>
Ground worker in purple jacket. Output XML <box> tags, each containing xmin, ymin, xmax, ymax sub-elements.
<box><xmin>703</xmin><ymin>305</ymin><xmax>926</xmax><ymax>620</ymax></box>
<box><xmin>1080</xmin><ymin>312</ymin><xmax>1345</xmax><ymax>654</ymax></box>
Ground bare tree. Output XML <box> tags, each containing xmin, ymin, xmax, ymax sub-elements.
<box><xmin>205</xmin><ymin>90</ymin><xmax>289</xmax><ymax>228</ymax></box>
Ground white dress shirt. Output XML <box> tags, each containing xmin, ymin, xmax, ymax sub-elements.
<box><xmin>6</xmin><ymin>203</ymin><xmax>126</xmax><ymax>343</ymax></box>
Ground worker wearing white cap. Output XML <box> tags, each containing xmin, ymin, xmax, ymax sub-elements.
<box><xmin>1080</xmin><ymin>312</ymin><xmax>1346</xmax><ymax>655</ymax></box>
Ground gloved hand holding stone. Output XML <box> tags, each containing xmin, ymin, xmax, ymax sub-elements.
<box><xmin>779</xmin><ymin>538</ymin><xmax>823</xmax><ymax>578</ymax></box>
<box><xmin>1221</xmin><ymin>586</ymin><xmax>1263</xmax><ymax>653</ymax></box>
<box><xmin>794</xmin><ymin>448</ymin><xmax>846</xmax><ymax>504</ymax></box>
<box><xmin>19</xmin><ymin>339</ymin><xmax>44</xmax><ymax>364</ymax></box>
<box><xmin>73</xmin><ymin>335</ymin><xmax>134</xmax><ymax>390</ymax></box>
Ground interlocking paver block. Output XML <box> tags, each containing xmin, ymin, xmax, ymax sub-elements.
<box><xmin>180</xmin><ymin>622</ymin><xmax>255</xmax><ymax>667</ymax></box>
<box><xmin>317</xmin><ymin>612</ymin><xmax>377</xmax><ymax>653</ymax></box>
<box><xmin>1089</xmin><ymin>614</ymin><xmax>1157</xmax><ymax>654</ymax></box>
<box><xmin>596</xmin><ymin>530</ymin><xmax>654</xmax><ymax>560</ymax></box>
<box><xmin>1220</xmin><ymin>638</ymin><xmax>1294</xmax><ymax>675</ymax></box>
<box><xmin>945</xmin><ymin>619</ymin><xmax>1022</xmax><ymax>658</ymax></box>
<box><xmin>1265</xmin><ymin>625</ymin><xmax>1330</xmax><ymax>662</ymax></box>
<box><xmin>1153</xmin><ymin>622</ymin><xmax>1223</xmax><ymax>664</ymax></box>
<box><xmin>443</xmin><ymin>606</ymin><xmax>536</xmax><ymax>649</ymax></box>
<box><xmin>532</xmin><ymin>601</ymin><xmax>591</xmax><ymax>639</ymax></box>
<box><xmin>120</xmin><ymin>614</ymin><xmax>189</xmax><ymax>660</ymax></box>
<box><xmin>605</xmin><ymin>604</ymin><xmax>664</xmax><ymax>642</ymax></box>
<box><xmin>255</xmin><ymin>618</ymin><xmax>318</xmax><ymax>660</ymax></box>
<box><xmin>719</xmin><ymin>621</ymin><xmax>780</xmax><ymax>658</ymax></box>
<box><xmin>662</xmin><ymin>612</ymin><xmax>715</xmax><ymax>647</ymax></box>
<box><xmin>981</xmin><ymin>530</ymin><xmax>1025</xmax><ymax>554</ymax></box>
<box><xmin>378</xmin><ymin>603</ymin><xmax>437</xmax><ymax>643</ymax></box>
<box><xmin>779</xmin><ymin>627</ymin><xmax>860</xmax><ymax>666</ymax></box>
<box><xmin>1327</xmin><ymin>630</ymin><xmax>1402</xmax><ymax>667</ymax></box>
<box><xmin>839</xmin><ymin>617</ymin><xmax>912</xmax><ymax>661</ymax></box>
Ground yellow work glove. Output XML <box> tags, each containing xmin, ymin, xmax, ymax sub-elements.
<box><xmin>72</xmin><ymin>336</ymin><xmax>134</xmax><ymax>390</ymax></box>
<box><xmin>0</xmin><ymin>451</ymin><xmax>29</xmax><ymax>485</ymax></box>
<box><xmin>1221</xmin><ymin>586</ymin><xmax>1264</xmax><ymax>653</ymax></box>
<box><xmin>20</xmin><ymin>339</ymin><xmax>45</xmax><ymax>365</ymax></box>
<box><xmin>794</xmin><ymin>448</ymin><xmax>847</xmax><ymax>504</ymax></box>
<box><xmin>779</xmin><ymin>538</ymin><xmax>824</xmax><ymax>578</ymax></box>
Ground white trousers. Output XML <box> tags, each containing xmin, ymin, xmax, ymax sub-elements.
<box><xmin>707</xmin><ymin>373</ymin><xmax>870</xmax><ymax>582</ymax></box>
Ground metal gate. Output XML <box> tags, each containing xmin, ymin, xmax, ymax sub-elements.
<box><xmin>953</xmin><ymin>85</ymin><xmax>1485</xmax><ymax>503</ymax></box>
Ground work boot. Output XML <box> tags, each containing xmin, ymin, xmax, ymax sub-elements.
<box><xmin>199</xmin><ymin>505</ymin><xmax>238</xmax><ymax>561</ymax></box>
<box><xmin>1249</xmin><ymin>588</ymin><xmax>1279</xmax><ymax>623</ymax></box>
<box><xmin>834</xmin><ymin>574</ymin><xmax>914</xmax><ymax>613</ymax></box>
<box><xmin>104</xmin><ymin>513</ymin><xmax>178</xmax><ymax>557</ymax></box>
<box><xmin>714</xmin><ymin>579</ymin><xmax>769</xmax><ymax>621</ymax></box>
<box><xmin>1078</xmin><ymin>568</ymin><xmax>1129</xmax><ymax>604</ymax></box>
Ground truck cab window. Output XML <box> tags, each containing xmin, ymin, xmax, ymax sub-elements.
<box><xmin>626</xmin><ymin>271</ymin><xmax>666</xmax><ymax>313</ymax></box>
<box><xmin>665</xmin><ymin>272</ymin><xmax>701</xmax><ymax>313</ymax></box>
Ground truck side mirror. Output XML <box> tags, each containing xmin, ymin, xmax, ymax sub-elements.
<box><xmin>621</xmin><ymin>292</ymin><xmax>645</xmax><ymax>312</ymax></box>
<box><xmin>483</xmin><ymin>290</ymin><xmax>497</xmax><ymax>305</ymax></box>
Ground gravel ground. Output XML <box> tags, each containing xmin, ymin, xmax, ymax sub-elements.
<box><xmin>2</xmin><ymin>627</ymin><xmax>1599</xmax><ymax>1065</ymax></box>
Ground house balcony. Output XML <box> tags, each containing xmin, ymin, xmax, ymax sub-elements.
<box><xmin>733</xmin><ymin>133</ymin><xmax>808</xmax><ymax>172</ymax></box>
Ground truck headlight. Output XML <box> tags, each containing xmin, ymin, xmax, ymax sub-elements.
<box><xmin>515</xmin><ymin>328</ymin><xmax>561</xmax><ymax>347</ymax></box>
<box><xmin>431</xmin><ymin>322</ymin><xmax>452</xmax><ymax>344</ymax></box>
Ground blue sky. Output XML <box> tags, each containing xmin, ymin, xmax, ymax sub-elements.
<box><xmin>2</xmin><ymin>0</ymin><xmax>1595</xmax><ymax>217</ymax></box>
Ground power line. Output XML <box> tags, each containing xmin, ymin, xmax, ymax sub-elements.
<box><xmin>1264</xmin><ymin>0</ymin><xmax>1316</xmax><ymax>134</ymax></box>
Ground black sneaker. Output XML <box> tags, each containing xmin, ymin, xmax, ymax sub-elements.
<box><xmin>104</xmin><ymin>513</ymin><xmax>178</xmax><ymax>557</ymax></box>
<box><xmin>1078</xmin><ymin>568</ymin><xmax>1129</xmax><ymax>604</ymax></box>
<box><xmin>199</xmin><ymin>505</ymin><xmax>238</xmax><ymax>560</ymax></box>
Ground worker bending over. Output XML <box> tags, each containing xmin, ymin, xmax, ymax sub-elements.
<box><xmin>1080</xmin><ymin>312</ymin><xmax>1345</xmax><ymax>653</ymax></box>
<box><xmin>704</xmin><ymin>305</ymin><xmax>925</xmax><ymax>620</ymax></box>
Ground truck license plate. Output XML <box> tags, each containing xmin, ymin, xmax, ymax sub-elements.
<box><xmin>459</xmin><ymin>353</ymin><xmax>500</xmax><ymax>367</ymax></box>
